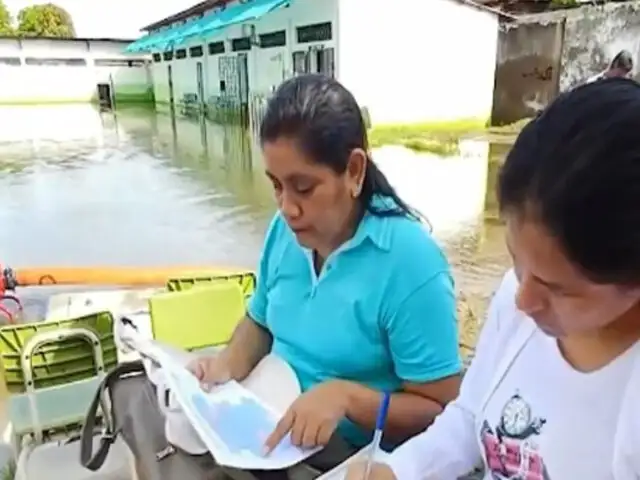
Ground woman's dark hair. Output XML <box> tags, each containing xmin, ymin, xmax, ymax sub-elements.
<box><xmin>610</xmin><ymin>50</ymin><xmax>633</xmax><ymax>72</ymax></box>
<box><xmin>260</xmin><ymin>74</ymin><xmax>418</xmax><ymax>220</ymax></box>
<box><xmin>498</xmin><ymin>77</ymin><xmax>640</xmax><ymax>285</ymax></box>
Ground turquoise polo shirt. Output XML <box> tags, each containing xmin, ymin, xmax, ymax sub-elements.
<box><xmin>247</xmin><ymin>204</ymin><xmax>461</xmax><ymax>447</ymax></box>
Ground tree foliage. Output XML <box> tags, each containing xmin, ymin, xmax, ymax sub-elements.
<box><xmin>16</xmin><ymin>3</ymin><xmax>75</xmax><ymax>38</ymax></box>
<box><xmin>0</xmin><ymin>0</ymin><xmax>13</xmax><ymax>36</ymax></box>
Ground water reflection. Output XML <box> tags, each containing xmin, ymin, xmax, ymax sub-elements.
<box><xmin>0</xmin><ymin>105</ymin><xmax>511</xmax><ymax>320</ymax></box>
<box><xmin>483</xmin><ymin>142</ymin><xmax>513</xmax><ymax>219</ymax></box>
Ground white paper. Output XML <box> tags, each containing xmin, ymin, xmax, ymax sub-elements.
<box><xmin>116</xmin><ymin>315</ymin><xmax>157</xmax><ymax>359</ymax></box>
<box><xmin>153</xmin><ymin>347</ymin><xmax>321</xmax><ymax>470</ymax></box>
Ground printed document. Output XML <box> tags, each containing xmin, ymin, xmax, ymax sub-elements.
<box><xmin>153</xmin><ymin>347</ymin><xmax>320</xmax><ymax>469</ymax></box>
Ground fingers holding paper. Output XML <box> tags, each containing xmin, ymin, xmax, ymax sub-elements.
<box><xmin>187</xmin><ymin>353</ymin><xmax>231</xmax><ymax>390</ymax></box>
<box><xmin>264</xmin><ymin>380</ymin><xmax>351</xmax><ymax>453</ymax></box>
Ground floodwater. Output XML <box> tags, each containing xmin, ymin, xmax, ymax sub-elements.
<box><xmin>0</xmin><ymin>105</ymin><xmax>512</xmax><ymax>343</ymax></box>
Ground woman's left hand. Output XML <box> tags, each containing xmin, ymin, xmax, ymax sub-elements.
<box><xmin>264</xmin><ymin>380</ymin><xmax>352</xmax><ymax>452</ymax></box>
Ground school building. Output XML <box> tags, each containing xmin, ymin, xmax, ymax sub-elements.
<box><xmin>127</xmin><ymin>0</ymin><xmax>510</xmax><ymax>126</ymax></box>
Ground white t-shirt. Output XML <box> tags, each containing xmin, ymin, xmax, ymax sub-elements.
<box><xmin>481</xmin><ymin>328</ymin><xmax>637</xmax><ymax>480</ymax></box>
<box><xmin>586</xmin><ymin>71</ymin><xmax>606</xmax><ymax>83</ymax></box>
<box><xmin>385</xmin><ymin>270</ymin><xmax>640</xmax><ymax>480</ymax></box>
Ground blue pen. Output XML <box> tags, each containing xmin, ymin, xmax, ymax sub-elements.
<box><xmin>362</xmin><ymin>391</ymin><xmax>391</xmax><ymax>479</ymax></box>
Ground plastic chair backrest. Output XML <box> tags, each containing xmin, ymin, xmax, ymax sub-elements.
<box><xmin>166</xmin><ymin>271</ymin><xmax>256</xmax><ymax>299</ymax></box>
<box><xmin>0</xmin><ymin>311</ymin><xmax>117</xmax><ymax>394</ymax></box>
<box><xmin>149</xmin><ymin>282</ymin><xmax>244</xmax><ymax>351</ymax></box>
<box><xmin>10</xmin><ymin>326</ymin><xmax>108</xmax><ymax>444</ymax></box>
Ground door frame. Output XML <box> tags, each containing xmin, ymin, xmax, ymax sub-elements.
<box><xmin>196</xmin><ymin>61</ymin><xmax>205</xmax><ymax>110</ymax></box>
<box><xmin>167</xmin><ymin>64</ymin><xmax>175</xmax><ymax>106</ymax></box>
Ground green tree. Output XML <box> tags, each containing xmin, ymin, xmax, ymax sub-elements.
<box><xmin>16</xmin><ymin>3</ymin><xmax>75</xmax><ymax>38</ymax></box>
<box><xmin>0</xmin><ymin>0</ymin><xmax>13</xmax><ymax>36</ymax></box>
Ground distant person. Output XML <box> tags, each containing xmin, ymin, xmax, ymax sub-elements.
<box><xmin>587</xmin><ymin>49</ymin><xmax>634</xmax><ymax>83</ymax></box>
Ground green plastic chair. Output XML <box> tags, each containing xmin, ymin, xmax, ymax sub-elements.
<box><xmin>149</xmin><ymin>281</ymin><xmax>245</xmax><ymax>351</ymax></box>
<box><xmin>0</xmin><ymin>311</ymin><xmax>117</xmax><ymax>452</ymax></box>
<box><xmin>166</xmin><ymin>271</ymin><xmax>256</xmax><ymax>299</ymax></box>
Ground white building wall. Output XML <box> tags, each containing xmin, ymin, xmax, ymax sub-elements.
<box><xmin>172</xmin><ymin>47</ymin><xmax>198</xmax><ymax>103</ymax></box>
<box><xmin>91</xmin><ymin>40</ymin><xmax>154</xmax><ymax>102</ymax></box>
<box><xmin>337</xmin><ymin>0</ymin><xmax>499</xmax><ymax>125</ymax></box>
<box><xmin>152</xmin><ymin>60</ymin><xmax>171</xmax><ymax>104</ymax></box>
<box><xmin>0</xmin><ymin>38</ymin><xmax>153</xmax><ymax>104</ymax></box>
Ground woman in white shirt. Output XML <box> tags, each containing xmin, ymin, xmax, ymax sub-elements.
<box><xmin>346</xmin><ymin>77</ymin><xmax>640</xmax><ymax>480</ymax></box>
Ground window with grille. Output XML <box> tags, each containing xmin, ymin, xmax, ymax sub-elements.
<box><xmin>260</xmin><ymin>30</ymin><xmax>286</xmax><ymax>48</ymax></box>
<box><xmin>208</xmin><ymin>41</ymin><xmax>225</xmax><ymax>55</ymax></box>
<box><xmin>189</xmin><ymin>46</ymin><xmax>204</xmax><ymax>58</ymax></box>
<box><xmin>231</xmin><ymin>37</ymin><xmax>251</xmax><ymax>52</ymax></box>
<box><xmin>297</xmin><ymin>22</ymin><xmax>332</xmax><ymax>43</ymax></box>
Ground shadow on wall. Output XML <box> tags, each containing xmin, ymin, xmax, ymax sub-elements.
<box><xmin>483</xmin><ymin>142</ymin><xmax>512</xmax><ymax>219</ymax></box>
<box><xmin>491</xmin><ymin>21</ymin><xmax>564</xmax><ymax>126</ymax></box>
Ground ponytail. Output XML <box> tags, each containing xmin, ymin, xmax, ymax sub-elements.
<box><xmin>361</xmin><ymin>156</ymin><xmax>430</xmax><ymax>228</ymax></box>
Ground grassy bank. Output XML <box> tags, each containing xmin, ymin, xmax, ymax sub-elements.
<box><xmin>0</xmin><ymin>98</ymin><xmax>156</xmax><ymax>107</ymax></box>
<box><xmin>369</xmin><ymin>118</ymin><xmax>531</xmax><ymax>155</ymax></box>
<box><xmin>0</xmin><ymin>88</ymin><xmax>156</xmax><ymax>107</ymax></box>
<box><xmin>0</xmin><ymin>98</ymin><xmax>90</xmax><ymax>105</ymax></box>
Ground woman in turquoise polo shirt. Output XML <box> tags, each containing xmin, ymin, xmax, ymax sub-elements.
<box><xmin>191</xmin><ymin>74</ymin><xmax>462</xmax><ymax>476</ymax></box>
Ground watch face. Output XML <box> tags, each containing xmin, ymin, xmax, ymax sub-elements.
<box><xmin>501</xmin><ymin>394</ymin><xmax>532</xmax><ymax>436</ymax></box>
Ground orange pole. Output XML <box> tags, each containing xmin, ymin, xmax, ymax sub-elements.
<box><xmin>11</xmin><ymin>266</ymin><xmax>245</xmax><ymax>288</ymax></box>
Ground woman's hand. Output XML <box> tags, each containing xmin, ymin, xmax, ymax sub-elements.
<box><xmin>345</xmin><ymin>461</ymin><xmax>396</xmax><ymax>480</ymax></box>
<box><xmin>187</xmin><ymin>353</ymin><xmax>232</xmax><ymax>390</ymax></box>
<box><xmin>264</xmin><ymin>380</ymin><xmax>352</xmax><ymax>452</ymax></box>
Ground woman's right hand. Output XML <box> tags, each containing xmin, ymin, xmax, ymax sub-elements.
<box><xmin>345</xmin><ymin>461</ymin><xmax>397</xmax><ymax>480</ymax></box>
<box><xmin>187</xmin><ymin>353</ymin><xmax>232</xmax><ymax>390</ymax></box>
